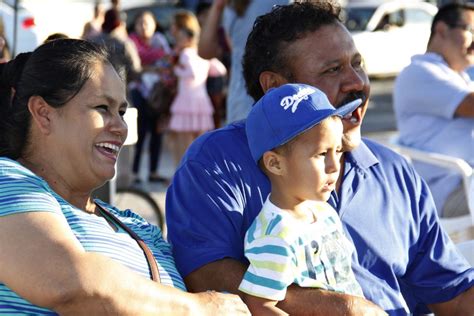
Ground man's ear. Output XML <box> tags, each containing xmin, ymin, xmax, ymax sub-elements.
<box><xmin>27</xmin><ymin>96</ymin><xmax>54</xmax><ymax>135</ymax></box>
<box><xmin>259</xmin><ymin>71</ymin><xmax>289</xmax><ymax>94</ymax></box>
<box><xmin>262</xmin><ymin>150</ymin><xmax>285</xmax><ymax>176</ymax></box>
<box><xmin>435</xmin><ymin>21</ymin><xmax>449</xmax><ymax>39</ymax></box>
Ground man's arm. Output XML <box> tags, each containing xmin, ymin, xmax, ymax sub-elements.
<box><xmin>456</xmin><ymin>92</ymin><xmax>474</xmax><ymax>117</ymax></box>
<box><xmin>279</xmin><ymin>284</ymin><xmax>387</xmax><ymax>316</ymax></box>
<box><xmin>428</xmin><ymin>286</ymin><xmax>474</xmax><ymax>316</ymax></box>
<box><xmin>197</xmin><ymin>0</ymin><xmax>226</xmax><ymax>59</ymax></box>
<box><xmin>184</xmin><ymin>258</ymin><xmax>386</xmax><ymax>316</ymax></box>
<box><xmin>185</xmin><ymin>258</ymin><xmax>247</xmax><ymax>293</ymax></box>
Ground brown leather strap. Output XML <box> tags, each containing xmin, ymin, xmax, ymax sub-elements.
<box><xmin>95</xmin><ymin>203</ymin><xmax>161</xmax><ymax>283</ymax></box>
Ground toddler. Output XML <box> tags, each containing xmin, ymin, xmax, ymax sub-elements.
<box><xmin>240</xmin><ymin>83</ymin><xmax>364</xmax><ymax>315</ymax></box>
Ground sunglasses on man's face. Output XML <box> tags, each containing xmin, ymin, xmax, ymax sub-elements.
<box><xmin>449</xmin><ymin>23</ymin><xmax>474</xmax><ymax>36</ymax></box>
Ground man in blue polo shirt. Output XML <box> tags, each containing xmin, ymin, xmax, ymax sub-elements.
<box><xmin>394</xmin><ymin>3</ymin><xmax>474</xmax><ymax>218</ymax></box>
<box><xmin>166</xmin><ymin>2</ymin><xmax>474</xmax><ymax>315</ymax></box>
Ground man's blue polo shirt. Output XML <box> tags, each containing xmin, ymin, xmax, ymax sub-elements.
<box><xmin>166</xmin><ymin>121</ymin><xmax>473</xmax><ymax>315</ymax></box>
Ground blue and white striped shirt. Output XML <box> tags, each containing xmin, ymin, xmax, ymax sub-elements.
<box><xmin>239</xmin><ymin>197</ymin><xmax>363</xmax><ymax>301</ymax></box>
<box><xmin>0</xmin><ymin>157</ymin><xmax>185</xmax><ymax>315</ymax></box>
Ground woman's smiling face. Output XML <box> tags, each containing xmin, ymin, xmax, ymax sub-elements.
<box><xmin>49</xmin><ymin>62</ymin><xmax>128</xmax><ymax>188</ymax></box>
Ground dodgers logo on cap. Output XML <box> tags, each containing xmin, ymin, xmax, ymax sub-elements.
<box><xmin>246</xmin><ymin>83</ymin><xmax>362</xmax><ymax>163</ymax></box>
<box><xmin>280</xmin><ymin>86</ymin><xmax>315</xmax><ymax>113</ymax></box>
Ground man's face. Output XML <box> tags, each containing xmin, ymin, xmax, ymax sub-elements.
<box><xmin>274</xmin><ymin>22</ymin><xmax>370</xmax><ymax>151</ymax></box>
<box><xmin>444</xmin><ymin>10</ymin><xmax>474</xmax><ymax>71</ymax></box>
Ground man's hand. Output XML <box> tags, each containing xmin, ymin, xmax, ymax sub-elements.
<box><xmin>428</xmin><ymin>286</ymin><xmax>474</xmax><ymax>316</ymax></box>
<box><xmin>184</xmin><ymin>259</ymin><xmax>387</xmax><ymax>315</ymax></box>
<box><xmin>347</xmin><ymin>294</ymin><xmax>388</xmax><ymax>316</ymax></box>
<box><xmin>242</xmin><ymin>293</ymin><xmax>288</xmax><ymax>316</ymax></box>
<box><xmin>279</xmin><ymin>284</ymin><xmax>387</xmax><ymax>316</ymax></box>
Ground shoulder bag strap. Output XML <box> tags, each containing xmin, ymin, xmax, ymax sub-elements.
<box><xmin>95</xmin><ymin>203</ymin><xmax>161</xmax><ymax>283</ymax></box>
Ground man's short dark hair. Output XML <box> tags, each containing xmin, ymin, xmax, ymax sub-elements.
<box><xmin>431</xmin><ymin>2</ymin><xmax>474</xmax><ymax>33</ymax></box>
<box><xmin>242</xmin><ymin>1</ymin><xmax>342</xmax><ymax>102</ymax></box>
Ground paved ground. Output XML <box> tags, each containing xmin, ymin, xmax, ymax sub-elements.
<box><xmin>115</xmin><ymin>78</ymin><xmax>399</xmax><ymax>236</ymax></box>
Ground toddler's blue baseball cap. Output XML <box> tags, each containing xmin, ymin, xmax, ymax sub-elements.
<box><xmin>246</xmin><ymin>83</ymin><xmax>362</xmax><ymax>163</ymax></box>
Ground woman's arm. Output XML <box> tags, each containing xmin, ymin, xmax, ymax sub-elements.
<box><xmin>0</xmin><ymin>212</ymin><xmax>249</xmax><ymax>315</ymax></box>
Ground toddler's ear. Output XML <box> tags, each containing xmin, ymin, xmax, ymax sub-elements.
<box><xmin>262</xmin><ymin>150</ymin><xmax>284</xmax><ymax>176</ymax></box>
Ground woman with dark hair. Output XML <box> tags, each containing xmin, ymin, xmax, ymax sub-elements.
<box><xmin>128</xmin><ymin>10</ymin><xmax>172</xmax><ymax>183</ymax></box>
<box><xmin>0</xmin><ymin>38</ymin><xmax>249</xmax><ymax>315</ymax></box>
<box><xmin>90</xmin><ymin>8</ymin><xmax>142</xmax><ymax>83</ymax></box>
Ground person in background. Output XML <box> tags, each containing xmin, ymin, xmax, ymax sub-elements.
<box><xmin>128</xmin><ymin>10</ymin><xmax>172</xmax><ymax>183</ymax></box>
<box><xmin>394</xmin><ymin>3</ymin><xmax>474</xmax><ymax>218</ymax></box>
<box><xmin>166</xmin><ymin>2</ymin><xmax>473</xmax><ymax>315</ymax></box>
<box><xmin>0</xmin><ymin>38</ymin><xmax>249</xmax><ymax>315</ymax></box>
<box><xmin>0</xmin><ymin>18</ymin><xmax>11</xmax><ymax>63</ymax></box>
<box><xmin>196</xmin><ymin>1</ymin><xmax>231</xmax><ymax>69</ymax></box>
<box><xmin>111</xmin><ymin>0</ymin><xmax>121</xmax><ymax>11</ymax></box>
<box><xmin>129</xmin><ymin>10</ymin><xmax>171</xmax><ymax>67</ymax></box>
<box><xmin>0</xmin><ymin>37</ymin><xmax>9</xmax><ymax>64</ymax></box>
<box><xmin>182</xmin><ymin>0</ymin><xmax>199</xmax><ymax>12</ymax></box>
<box><xmin>168</xmin><ymin>11</ymin><xmax>225</xmax><ymax>167</ymax></box>
<box><xmin>43</xmin><ymin>32</ymin><xmax>69</xmax><ymax>44</ymax></box>
<box><xmin>89</xmin><ymin>8</ymin><xmax>141</xmax><ymax>83</ymax></box>
<box><xmin>196</xmin><ymin>1</ymin><xmax>229</xmax><ymax>128</ymax></box>
<box><xmin>198</xmin><ymin>0</ymin><xmax>291</xmax><ymax>124</ymax></box>
<box><xmin>82</xmin><ymin>1</ymin><xmax>105</xmax><ymax>41</ymax></box>
<box><xmin>241</xmin><ymin>84</ymin><xmax>364</xmax><ymax>316</ymax></box>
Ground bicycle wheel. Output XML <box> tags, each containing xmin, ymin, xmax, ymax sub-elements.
<box><xmin>115</xmin><ymin>188</ymin><xmax>164</xmax><ymax>230</ymax></box>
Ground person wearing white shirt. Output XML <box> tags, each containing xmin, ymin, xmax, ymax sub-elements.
<box><xmin>394</xmin><ymin>3</ymin><xmax>474</xmax><ymax>217</ymax></box>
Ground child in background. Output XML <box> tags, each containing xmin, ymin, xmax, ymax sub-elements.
<box><xmin>196</xmin><ymin>2</ymin><xmax>230</xmax><ymax>128</ymax></box>
<box><xmin>168</xmin><ymin>11</ymin><xmax>226</xmax><ymax>166</ymax></box>
<box><xmin>240</xmin><ymin>83</ymin><xmax>365</xmax><ymax>315</ymax></box>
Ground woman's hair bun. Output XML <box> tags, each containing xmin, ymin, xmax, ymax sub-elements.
<box><xmin>0</xmin><ymin>52</ymin><xmax>32</xmax><ymax>90</ymax></box>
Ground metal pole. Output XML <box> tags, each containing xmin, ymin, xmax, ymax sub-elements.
<box><xmin>12</xmin><ymin>0</ymin><xmax>18</xmax><ymax>56</ymax></box>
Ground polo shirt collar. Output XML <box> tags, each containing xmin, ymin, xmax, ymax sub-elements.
<box><xmin>416</xmin><ymin>52</ymin><xmax>445</xmax><ymax>64</ymax></box>
<box><xmin>345</xmin><ymin>139</ymin><xmax>379</xmax><ymax>173</ymax></box>
<box><xmin>416</xmin><ymin>53</ymin><xmax>471</xmax><ymax>81</ymax></box>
